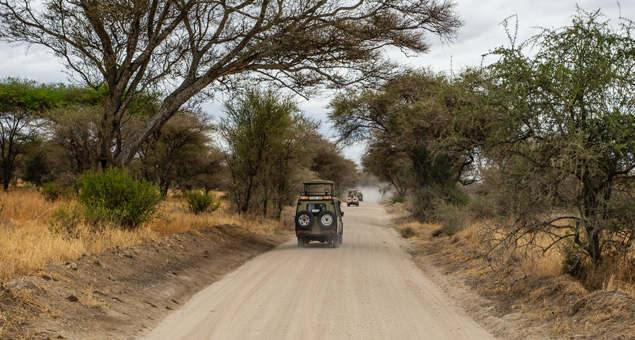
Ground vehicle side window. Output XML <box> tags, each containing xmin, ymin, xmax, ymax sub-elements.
<box><xmin>307</xmin><ymin>203</ymin><xmax>326</xmax><ymax>215</ymax></box>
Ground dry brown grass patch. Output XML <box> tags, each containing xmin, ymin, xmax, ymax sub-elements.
<box><xmin>0</xmin><ymin>190</ymin><xmax>284</xmax><ymax>284</ymax></box>
<box><xmin>392</xmin><ymin>214</ymin><xmax>635</xmax><ymax>339</ymax></box>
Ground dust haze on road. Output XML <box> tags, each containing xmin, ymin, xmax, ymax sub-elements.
<box><xmin>140</xmin><ymin>202</ymin><xmax>495</xmax><ymax>340</ymax></box>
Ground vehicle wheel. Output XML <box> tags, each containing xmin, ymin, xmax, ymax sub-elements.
<box><xmin>295</xmin><ymin>210</ymin><xmax>314</xmax><ymax>230</ymax></box>
<box><xmin>339</xmin><ymin>234</ymin><xmax>343</xmax><ymax>245</ymax></box>
<box><xmin>332</xmin><ymin>234</ymin><xmax>340</xmax><ymax>248</ymax></box>
<box><xmin>297</xmin><ymin>238</ymin><xmax>304</xmax><ymax>248</ymax></box>
<box><xmin>347</xmin><ymin>203</ymin><xmax>350</xmax><ymax>207</ymax></box>
<box><xmin>304</xmin><ymin>238</ymin><xmax>310</xmax><ymax>245</ymax></box>
<box><xmin>317</xmin><ymin>211</ymin><xmax>336</xmax><ymax>229</ymax></box>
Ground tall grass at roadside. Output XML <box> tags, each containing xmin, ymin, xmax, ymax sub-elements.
<box><xmin>393</xmin><ymin>218</ymin><xmax>564</xmax><ymax>279</ymax></box>
<box><xmin>394</xmin><ymin>216</ymin><xmax>626</xmax><ymax>290</ymax></box>
<box><xmin>0</xmin><ymin>190</ymin><xmax>283</xmax><ymax>284</ymax></box>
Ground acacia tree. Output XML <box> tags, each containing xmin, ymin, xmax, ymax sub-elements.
<box><xmin>481</xmin><ymin>9</ymin><xmax>635</xmax><ymax>266</ymax></box>
<box><xmin>0</xmin><ymin>0</ymin><xmax>462</xmax><ymax>168</ymax></box>
<box><xmin>361</xmin><ymin>143</ymin><xmax>411</xmax><ymax>198</ymax></box>
<box><xmin>136</xmin><ymin>110</ymin><xmax>217</xmax><ymax>195</ymax></box>
<box><xmin>329</xmin><ymin>71</ymin><xmax>485</xmax><ymax>201</ymax></box>
<box><xmin>219</xmin><ymin>88</ymin><xmax>300</xmax><ymax>214</ymax></box>
<box><xmin>0</xmin><ymin>78</ymin><xmax>97</xmax><ymax>189</ymax></box>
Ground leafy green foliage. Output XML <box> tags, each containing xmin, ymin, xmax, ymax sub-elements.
<box><xmin>391</xmin><ymin>196</ymin><xmax>406</xmax><ymax>204</ymax></box>
<box><xmin>22</xmin><ymin>151</ymin><xmax>52</xmax><ymax>187</ymax></box>
<box><xmin>220</xmin><ymin>88</ymin><xmax>328</xmax><ymax>218</ymax></box>
<box><xmin>561</xmin><ymin>238</ymin><xmax>587</xmax><ymax>278</ymax></box>
<box><xmin>48</xmin><ymin>203</ymin><xmax>83</xmax><ymax>237</ymax></box>
<box><xmin>433</xmin><ymin>202</ymin><xmax>469</xmax><ymax>236</ymax></box>
<box><xmin>41</xmin><ymin>181</ymin><xmax>74</xmax><ymax>202</ymax></box>
<box><xmin>480</xmin><ymin>9</ymin><xmax>635</xmax><ymax>264</ymax></box>
<box><xmin>330</xmin><ymin>70</ymin><xmax>486</xmax><ymax>216</ymax></box>
<box><xmin>309</xmin><ymin>143</ymin><xmax>359</xmax><ymax>196</ymax></box>
<box><xmin>0</xmin><ymin>78</ymin><xmax>102</xmax><ymax>190</ymax></box>
<box><xmin>76</xmin><ymin>167</ymin><xmax>164</xmax><ymax>229</ymax></box>
<box><xmin>135</xmin><ymin>111</ymin><xmax>222</xmax><ymax>196</ymax></box>
<box><xmin>0</xmin><ymin>78</ymin><xmax>100</xmax><ymax>112</ymax></box>
<box><xmin>183</xmin><ymin>191</ymin><xmax>221</xmax><ymax>214</ymax></box>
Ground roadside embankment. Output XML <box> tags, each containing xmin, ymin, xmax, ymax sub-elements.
<box><xmin>0</xmin><ymin>224</ymin><xmax>289</xmax><ymax>340</ymax></box>
<box><xmin>387</xmin><ymin>201</ymin><xmax>635</xmax><ymax>340</ymax></box>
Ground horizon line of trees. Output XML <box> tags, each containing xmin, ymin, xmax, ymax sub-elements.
<box><xmin>0</xmin><ymin>78</ymin><xmax>359</xmax><ymax>218</ymax></box>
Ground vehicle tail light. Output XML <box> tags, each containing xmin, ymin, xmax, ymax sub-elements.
<box><xmin>297</xmin><ymin>231</ymin><xmax>305</xmax><ymax>235</ymax></box>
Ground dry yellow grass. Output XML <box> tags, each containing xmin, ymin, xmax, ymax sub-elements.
<box><xmin>395</xmin><ymin>219</ymin><xmax>440</xmax><ymax>241</ymax></box>
<box><xmin>394</xmin><ymin>216</ymin><xmax>634</xmax><ymax>296</ymax></box>
<box><xmin>0</xmin><ymin>190</ymin><xmax>283</xmax><ymax>284</ymax></box>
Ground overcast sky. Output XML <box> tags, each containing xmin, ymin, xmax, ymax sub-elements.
<box><xmin>0</xmin><ymin>0</ymin><xmax>631</xmax><ymax>164</ymax></box>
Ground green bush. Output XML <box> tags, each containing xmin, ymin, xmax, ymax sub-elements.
<box><xmin>561</xmin><ymin>238</ymin><xmax>586</xmax><ymax>278</ymax></box>
<box><xmin>391</xmin><ymin>196</ymin><xmax>406</xmax><ymax>204</ymax></box>
<box><xmin>433</xmin><ymin>202</ymin><xmax>469</xmax><ymax>236</ymax></box>
<box><xmin>41</xmin><ymin>181</ymin><xmax>74</xmax><ymax>202</ymax></box>
<box><xmin>409</xmin><ymin>187</ymin><xmax>441</xmax><ymax>221</ymax></box>
<box><xmin>48</xmin><ymin>203</ymin><xmax>82</xmax><ymax>237</ymax></box>
<box><xmin>183</xmin><ymin>191</ymin><xmax>221</xmax><ymax>215</ymax></box>
<box><xmin>76</xmin><ymin>167</ymin><xmax>164</xmax><ymax>229</ymax></box>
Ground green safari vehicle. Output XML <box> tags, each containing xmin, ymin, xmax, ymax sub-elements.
<box><xmin>295</xmin><ymin>180</ymin><xmax>344</xmax><ymax>248</ymax></box>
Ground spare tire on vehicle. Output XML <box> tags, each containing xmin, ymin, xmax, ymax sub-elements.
<box><xmin>317</xmin><ymin>210</ymin><xmax>336</xmax><ymax>229</ymax></box>
<box><xmin>295</xmin><ymin>210</ymin><xmax>314</xmax><ymax>230</ymax></box>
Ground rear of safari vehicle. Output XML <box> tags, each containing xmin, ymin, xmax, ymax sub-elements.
<box><xmin>295</xmin><ymin>181</ymin><xmax>343</xmax><ymax>248</ymax></box>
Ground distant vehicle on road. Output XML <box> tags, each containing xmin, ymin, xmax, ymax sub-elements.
<box><xmin>295</xmin><ymin>180</ymin><xmax>344</xmax><ymax>248</ymax></box>
<box><xmin>347</xmin><ymin>189</ymin><xmax>361</xmax><ymax>206</ymax></box>
<box><xmin>346</xmin><ymin>193</ymin><xmax>359</xmax><ymax>207</ymax></box>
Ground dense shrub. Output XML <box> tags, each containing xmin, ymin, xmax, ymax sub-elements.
<box><xmin>408</xmin><ymin>187</ymin><xmax>441</xmax><ymax>221</ymax></box>
<box><xmin>410</xmin><ymin>185</ymin><xmax>470</xmax><ymax>223</ymax></box>
<box><xmin>183</xmin><ymin>191</ymin><xmax>221</xmax><ymax>215</ymax></box>
<box><xmin>76</xmin><ymin>167</ymin><xmax>164</xmax><ymax>229</ymax></box>
<box><xmin>41</xmin><ymin>181</ymin><xmax>74</xmax><ymax>202</ymax></box>
<box><xmin>561</xmin><ymin>238</ymin><xmax>586</xmax><ymax>278</ymax></box>
<box><xmin>391</xmin><ymin>196</ymin><xmax>406</xmax><ymax>204</ymax></box>
<box><xmin>433</xmin><ymin>202</ymin><xmax>469</xmax><ymax>236</ymax></box>
<box><xmin>48</xmin><ymin>203</ymin><xmax>82</xmax><ymax>237</ymax></box>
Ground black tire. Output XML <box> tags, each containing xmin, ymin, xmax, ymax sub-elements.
<box><xmin>317</xmin><ymin>211</ymin><xmax>336</xmax><ymax>229</ymax></box>
<box><xmin>339</xmin><ymin>234</ymin><xmax>343</xmax><ymax>245</ymax></box>
<box><xmin>297</xmin><ymin>238</ymin><xmax>304</xmax><ymax>248</ymax></box>
<box><xmin>347</xmin><ymin>203</ymin><xmax>350</xmax><ymax>207</ymax></box>
<box><xmin>295</xmin><ymin>210</ymin><xmax>314</xmax><ymax>230</ymax></box>
<box><xmin>332</xmin><ymin>234</ymin><xmax>340</xmax><ymax>248</ymax></box>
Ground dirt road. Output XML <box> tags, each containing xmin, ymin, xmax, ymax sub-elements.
<box><xmin>140</xmin><ymin>202</ymin><xmax>495</xmax><ymax>340</ymax></box>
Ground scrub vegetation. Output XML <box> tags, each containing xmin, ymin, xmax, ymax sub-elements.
<box><xmin>333</xmin><ymin>8</ymin><xmax>635</xmax><ymax>294</ymax></box>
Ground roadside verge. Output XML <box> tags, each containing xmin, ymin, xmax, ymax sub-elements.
<box><xmin>0</xmin><ymin>225</ymin><xmax>289</xmax><ymax>340</ymax></box>
<box><xmin>386</xmin><ymin>201</ymin><xmax>635</xmax><ymax>340</ymax></box>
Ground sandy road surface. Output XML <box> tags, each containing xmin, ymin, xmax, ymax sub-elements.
<box><xmin>141</xmin><ymin>202</ymin><xmax>495</xmax><ymax>340</ymax></box>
